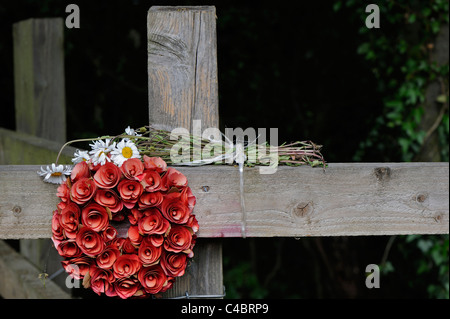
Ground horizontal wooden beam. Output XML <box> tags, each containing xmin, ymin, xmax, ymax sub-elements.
<box><xmin>0</xmin><ymin>240</ymin><xmax>71</xmax><ymax>298</ymax></box>
<box><xmin>0</xmin><ymin>163</ymin><xmax>448</xmax><ymax>239</ymax></box>
<box><xmin>0</xmin><ymin>127</ymin><xmax>77</xmax><ymax>165</ymax></box>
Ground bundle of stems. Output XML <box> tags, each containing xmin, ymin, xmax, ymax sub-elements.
<box><xmin>133</xmin><ymin>126</ymin><xmax>326</xmax><ymax>169</ymax></box>
<box><xmin>54</xmin><ymin>125</ymin><xmax>326</xmax><ymax>169</ymax></box>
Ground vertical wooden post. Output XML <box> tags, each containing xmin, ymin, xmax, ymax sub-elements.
<box><xmin>13</xmin><ymin>18</ymin><xmax>66</xmax><ymax>143</ymax></box>
<box><xmin>11</xmin><ymin>18</ymin><xmax>70</xmax><ymax>296</ymax></box>
<box><xmin>147</xmin><ymin>6</ymin><xmax>223</xmax><ymax>298</ymax></box>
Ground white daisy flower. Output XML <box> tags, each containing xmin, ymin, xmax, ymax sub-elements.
<box><xmin>111</xmin><ymin>139</ymin><xmax>141</xmax><ymax>167</ymax></box>
<box><xmin>37</xmin><ymin>163</ymin><xmax>72</xmax><ymax>184</ymax></box>
<box><xmin>125</xmin><ymin>126</ymin><xmax>142</xmax><ymax>137</ymax></box>
<box><xmin>89</xmin><ymin>139</ymin><xmax>115</xmax><ymax>166</ymax></box>
<box><xmin>72</xmin><ymin>149</ymin><xmax>90</xmax><ymax>164</ymax></box>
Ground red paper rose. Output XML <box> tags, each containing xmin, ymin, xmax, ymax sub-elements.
<box><xmin>143</xmin><ymin>155</ymin><xmax>167</xmax><ymax>173</ymax></box>
<box><xmin>113</xmin><ymin>254</ymin><xmax>142</xmax><ymax>279</ymax></box>
<box><xmin>138</xmin><ymin>237</ymin><xmax>162</xmax><ymax>266</ymax></box>
<box><xmin>160</xmin><ymin>250</ymin><xmax>187</xmax><ymax>277</ymax></box>
<box><xmin>96</xmin><ymin>244</ymin><xmax>121</xmax><ymax>269</ymax></box>
<box><xmin>95</xmin><ymin>189</ymin><xmax>123</xmax><ymax>213</ymax></box>
<box><xmin>70</xmin><ymin>177</ymin><xmax>97</xmax><ymax>205</ymax></box>
<box><xmin>114</xmin><ymin>277</ymin><xmax>141</xmax><ymax>299</ymax></box>
<box><xmin>71</xmin><ymin>161</ymin><xmax>90</xmax><ymax>183</ymax></box>
<box><xmin>56</xmin><ymin>240</ymin><xmax>82</xmax><ymax>258</ymax></box>
<box><xmin>163</xmin><ymin>225</ymin><xmax>192</xmax><ymax>253</ymax></box>
<box><xmin>121</xmin><ymin>158</ymin><xmax>144</xmax><ymax>180</ymax></box>
<box><xmin>93</xmin><ymin>162</ymin><xmax>121</xmax><ymax>189</ymax></box>
<box><xmin>138</xmin><ymin>208</ymin><xmax>170</xmax><ymax>236</ymax></box>
<box><xmin>62</xmin><ymin>257</ymin><xmax>92</xmax><ymax>280</ymax></box>
<box><xmin>60</xmin><ymin>202</ymin><xmax>81</xmax><ymax>233</ymax></box>
<box><xmin>87</xmin><ymin>266</ymin><xmax>115</xmax><ymax>296</ymax></box>
<box><xmin>76</xmin><ymin>226</ymin><xmax>105</xmax><ymax>257</ymax></box>
<box><xmin>138</xmin><ymin>265</ymin><xmax>167</xmax><ymax>294</ymax></box>
<box><xmin>159</xmin><ymin>192</ymin><xmax>191</xmax><ymax>224</ymax></box>
<box><xmin>81</xmin><ymin>203</ymin><xmax>110</xmax><ymax>232</ymax></box>
<box><xmin>52</xmin><ymin>154</ymin><xmax>198</xmax><ymax>298</ymax></box>
<box><xmin>117</xmin><ymin>179</ymin><xmax>143</xmax><ymax>209</ymax></box>
<box><xmin>138</xmin><ymin>191</ymin><xmax>163</xmax><ymax>209</ymax></box>
<box><xmin>140</xmin><ymin>170</ymin><xmax>162</xmax><ymax>192</ymax></box>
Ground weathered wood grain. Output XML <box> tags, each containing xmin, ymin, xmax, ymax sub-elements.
<box><xmin>148</xmin><ymin>6</ymin><xmax>222</xmax><ymax>298</ymax></box>
<box><xmin>0</xmin><ymin>240</ymin><xmax>71</xmax><ymax>299</ymax></box>
<box><xmin>0</xmin><ymin>127</ymin><xmax>77</xmax><ymax>165</ymax></box>
<box><xmin>0</xmin><ymin>163</ymin><xmax>448</xmax><ymax>239</ymax></box>
<box><xmin>148</xmin><ymin>6</ymin><xmax>219</xmax><ymax>132</ymax></box>
<box><xmin>13</xmin><ymin>18</ymin><xmax>66</xmax><ymax>143</ymax></box>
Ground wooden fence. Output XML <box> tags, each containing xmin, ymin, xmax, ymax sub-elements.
<box><xmin>0</xmin><ymin>6</ymin><xmax>448</xmax><ymax>299</ymax></box>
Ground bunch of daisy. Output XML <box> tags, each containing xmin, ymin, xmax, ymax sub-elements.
<box><xmin>38</xmin><ymin>127</ymin><xmax>142</xmax><ymax>184</ymax></box>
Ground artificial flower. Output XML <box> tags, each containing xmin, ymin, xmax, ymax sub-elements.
<box><xmin>37</xmin><ymin>163</ymin><xmax>72</xmax><ymax>184</ymax></box>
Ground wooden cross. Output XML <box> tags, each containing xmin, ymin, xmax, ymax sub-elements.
<box><xmin>0</xmin><ymin>6</ymin><xmax>448</xmax><ymax>298</ymax></box>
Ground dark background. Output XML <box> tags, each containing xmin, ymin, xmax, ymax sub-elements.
<box><xmin>0</xmin><ymin>0</ymin><xmax>448</xmax><ymax>298</ymax></box>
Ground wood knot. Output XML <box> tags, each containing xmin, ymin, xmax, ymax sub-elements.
<box><xmin>374</xmin><ymin>167</ymin><xmax>391</xmax><ymax>182</ymax></box>
<box><xmin>201</xmin><ymin>186</ymin><xmax>210</xmax><ymax>193</ymax></box>
<box><xmin>415</xmin><ymin>193</ymin><xmax>428</xmax><ymax>203</ymax></box>
<box><xmin>292</xmin><ymin>202</ymin><xmax>313</xmax><ymax>218</ymax></box>
<box><xmin>12</xmin><ymin>205</ymin><xmax>22</xmax><ymax>217</ymax></box>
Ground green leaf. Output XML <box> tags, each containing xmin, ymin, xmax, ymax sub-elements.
<box><xmin>417</xmin><ymin>239</ymin><xmax>433</xmax><ymax>253</ymax></box>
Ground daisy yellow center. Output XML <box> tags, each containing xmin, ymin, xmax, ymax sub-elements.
<box><xmin>51</xmin><ymin>172</ymin><xmax>62</xmax><ymax>177</ymax></box>
<box><xmin>122</xmin><ymin>146</ymin><xmax>133</xmax><ymax>159</ymax></box>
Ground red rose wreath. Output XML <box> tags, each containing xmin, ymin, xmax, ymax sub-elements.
<box><xmin>51</xmin><ymin>154</ymin><xmax>198</xmax><ymax>298</ymax></box>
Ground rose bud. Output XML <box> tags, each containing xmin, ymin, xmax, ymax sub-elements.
<box><xmin>81</xmin><ymin>203</ymin><xmax>111</xmax><ymax>232</ymax></box>
<box><xmin>138</xmin><ymin>265</ymin><xmax>167</xmax><ymax>294</ymax></box>
<box><xmin>76</xmin><ymin>226</ymin><xmax>105</xmax><ymax>257</ymax></box>
<box><xmin>113</xmin><ymin>254</ymin><xmax>142</xmax><ymax>279</ymax></box>
<box><xmin>138</xmin><ymin>208</ymin><xmax>170</xmax><ymax>236</ymax></box>
<box><xmin>93</xmin><ymin>162</ymin><xmax>121</xmax><ymax>189</ymax></box>
<box><xmin>163</xmin><ymin>225</ymin><xmax>192</xmax><ymax>254</ymax></box>
<box><xmin>70</xmin><ymin>177</ymin><xmax>97</xmax><ymax>205</ymax></box>
<box><xmin>121</xmin><ymin>158</ymin><xmax>144</xmax><ymax>180</ymax></box>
